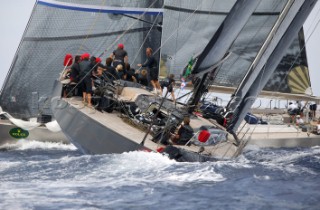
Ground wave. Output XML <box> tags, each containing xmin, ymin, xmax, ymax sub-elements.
<box><xmin>0</xmin><ymin>149</ymin><xmax>226</xmax><ymax>185</ymax></box>
<box><xmin>240</xmin><ymin>146</ymin><xmax>320</xmax><ymax>175</ymax></box>
<box><xmin>68</xmin><ymin>151</ymin><xmax>227</xmax><ymax>185</ymax></box>
<box><xmin>0</xmin><ymin>139</ymin><xmax>77</xmax><ymax>151</ymax></box>
<box><xmin>1</xmin><ymin>139</ymin><xmax>319</xmax><ymax>186</ymax></box>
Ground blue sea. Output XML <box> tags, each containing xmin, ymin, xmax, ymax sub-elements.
<box><xmin>0</xmin><ymin>140</ymin><xmax>319</xmax><ymax>210</ymax></box>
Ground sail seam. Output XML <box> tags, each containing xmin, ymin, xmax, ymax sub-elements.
<box><xmin>164</xmin><ymin>5</ymin><xmax>280</xmax><ymax>16</ymax></box>
<box><xmin>23</xmin><ymin>27</ymin><xmax>155</xmax><ymax>42</ymax></box>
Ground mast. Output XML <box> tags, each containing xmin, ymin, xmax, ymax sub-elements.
<box><xmin>226</xmin><ymin>0</ymin><xmax>317</xmax><ymax>134</ymax></box>
<box><xmin>187</xmin><ymin>0</ymin><xmax>262</xmax><ymax>113</ymax></box>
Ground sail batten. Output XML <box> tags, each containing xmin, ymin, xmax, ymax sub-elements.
<box><xmin>164</xmin><ymin>5</ymin><xmax>280</xmax><ymax>16</ymax></box>
<box><xmin>23</xmin><ymin>27</ymin><xmax>156</xmax><ymax>41</ymax></box>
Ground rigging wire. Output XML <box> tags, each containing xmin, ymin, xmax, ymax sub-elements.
<box><xmin>75</xmin><ymin>0</ymin><xmax>107</xmax><ymax>56</ymax></box>
<box><xmin>304</xmin><ymin>3</ymin><xmax>320</xmax><ymax>35</ymax></box>
<box><xmin>97</xmin><ymin>0</ymin><xmax>161</xmax><ymax>58</ymax></box>
<box><xmin>152</xmin><ymin>0</ymin><xmax>205</xmax><ymax>56</ymax></box>
<box><xmin>131</xmin><ymin>10</ymin><xmax>163</xmax><ymax>64</ymax></box>
<box><xmin>132</xmin><ymin>0</ymin><xmax>207</xmax><ymax>104</ymax></box>
<box><xmin>38</xmin><ymin>0</ymin><xmax>108</xmax><ymax>115</ymax></box>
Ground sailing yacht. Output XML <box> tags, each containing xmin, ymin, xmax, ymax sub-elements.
<box><xmin>1</xmin><ymin>0</ymin><xmax>320</xmax><ymax>161</ymax></box>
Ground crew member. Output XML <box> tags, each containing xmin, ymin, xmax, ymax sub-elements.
<box><xmin>110</xmin><ymin>43</ymin><xmax>128</xmax><ymax>68</ymax></box>
<box><xmin>79</xmin><ymin>53</ymin><xmax>93</xmax><ymax>107</ymax></box>
<box><xmin>161</xmin><ymin>74</ymin><xmax>176</xmax><ymax>102</ymax></box>
<box><xmin>170</xmin><ymin>117</ymin><xmax>194</xmax><ymax>145</ymax></box>
<box><xmin>137</xmin><ymin>47</ymin><xmax>161</xmax><ymax>94</ymax></box>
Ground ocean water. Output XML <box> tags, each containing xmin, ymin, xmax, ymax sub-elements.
<box><xmin>0</xmin><ymin>140</ymin><xmax>319</xmax><ymax>210</ymax></box>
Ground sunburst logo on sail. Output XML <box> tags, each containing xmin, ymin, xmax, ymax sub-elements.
<box><xmin>287</xmin><ymin>65</ymin><xmax>312</xmax><ymax>95</ymax></box>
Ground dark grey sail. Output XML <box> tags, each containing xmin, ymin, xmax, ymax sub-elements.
<box><xmin>160</xmin><ymin>0</ymin><xmax>310</xmax><ymax>98</ymax></box>
<box><xmin>161</xmin><ymin>1</ymin><xmax>291</xmax><ymax>75</ymax></box>
<box><xmin>186</xmin><ymin>0</ymin><xmax>263</xmax><ymax>112</ymax></box>
<box><xmin>263</xmin><ymin>29</ymin><xmax>310</xmax><ymax>95</ymax></box>
<box><xmin>160</xmin><ymin>0</ymin><xmax>235</xmax><ymax>76</ymax></box>
<box><xmin>160</xmin><ymin>0</ymin><xmax>314</xmax><ymax>138</ymax></box>
<box><xmin>180</xmin><ymin>1</ymin><xmax>299</xmax><ymax>112</ymax></box>
<box><xmin>226</xmin><ymin>0</ymin><xmax>317</xmax><ymax>134</ymax></box>
<box><xmin>0</xmin><ymin>0</ymin><xmax>163</xmax><ymax>119</ymax></box>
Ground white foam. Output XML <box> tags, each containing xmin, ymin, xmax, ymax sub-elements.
<box><xmin>0</xmin><ymin>161</ymin><xmax>21</xmax><ymax>171</ymax></box>
<box><xmin>45</xmin><ymin>120</ymin><xmax>62</xmax><ymax>132</ymax></box>
<box><xmin>62</xmin><ymin>151</ymin><xmax>228</xmax><ymax>186</ymax></box>
<box><xmin>247</xmin><ymin>146</ymin><xmax>320</xmax><ymax>175</ymax></box>
<box><xmin>253</xmin><ymin>174</ymin><xmax>271</xmax><ymax>180</ymax></box>
<box><xmin>162</xmin><ymin>166</ymin><xmax>226</xmax><ymax>183</ymax></box>
<box><xmin>1</xmin><ymin>139</ymin><xmax>77</xmax><ymax>151</ymax></box>
<box><xmin>243</xmin><ymin>144</ymin><xmax>261</xmax><ymax>152</ymax></box>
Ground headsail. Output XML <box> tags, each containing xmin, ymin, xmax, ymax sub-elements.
<box><xmin>0</xmin><ymin>0</ymin><xmax>163</xmax><ymax>119</ymax></box>
<box><xmin>263</xmin><ymin>29</ymin><xmax>311</xmax><ymax>95</ymax></box>
<box><xmin>226</xmin><ymin>0</ymin><xmax>317</xmax><ymax>134</ymax></box>
<box><xmin>160</xmin><ymin>0</ymin><xmax>311</xmax><ymax>99</ymax></box>
<box><xmin>186</xmin><ymin>0</ymin><xmax>263</xmax><ymax>112</ymax></box>
<box><xmin>160</xmin><ymin>0</ymin><xmax>316</xmax><ymax>137</ymax></box>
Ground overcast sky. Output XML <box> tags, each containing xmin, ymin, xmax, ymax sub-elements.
<box><xmin>1</xmin><ymin>0</ymin><xmax>320</xmax><ymax>98</ymax></box>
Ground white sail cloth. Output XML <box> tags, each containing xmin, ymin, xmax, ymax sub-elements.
<box><xmin>0</xmin><ymin>106</ymin><xmax>61</xmax><ymax>132</ymax></box>
<box><xmin>45</xmin><ymin>120</ymin><xmax>62</xmax><ymax>132</ymax></box>
<box><xmin>0</xmin><ymin>107</ymin><xmax>40</xmax><ymax>130</ymax></box>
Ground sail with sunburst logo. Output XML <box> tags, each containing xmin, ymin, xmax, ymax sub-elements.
<box><xmin>287</xmin><ymin>65</ymin><xmax>312</xmax><ymax>95</ymax></box>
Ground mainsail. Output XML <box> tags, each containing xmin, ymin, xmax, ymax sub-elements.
<box><xmin>160</xmin><ymin>0</ymin><xmax>235</xmax><ymax>76</ymax></box>
<box><xmin>0</xmin><ymin>0</ymin><xmax>163</xmax><ymax>119</ymax></box>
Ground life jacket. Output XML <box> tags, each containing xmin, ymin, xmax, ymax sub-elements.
<box><xmin>198</xmin><ymin>130</ymin><xmax>210</xmax><ymax>143</ymax></box>
<box><xmin>64</xmin><ymin>54</ymin><xmax>73</xmax><ymax>66</ymax></box>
